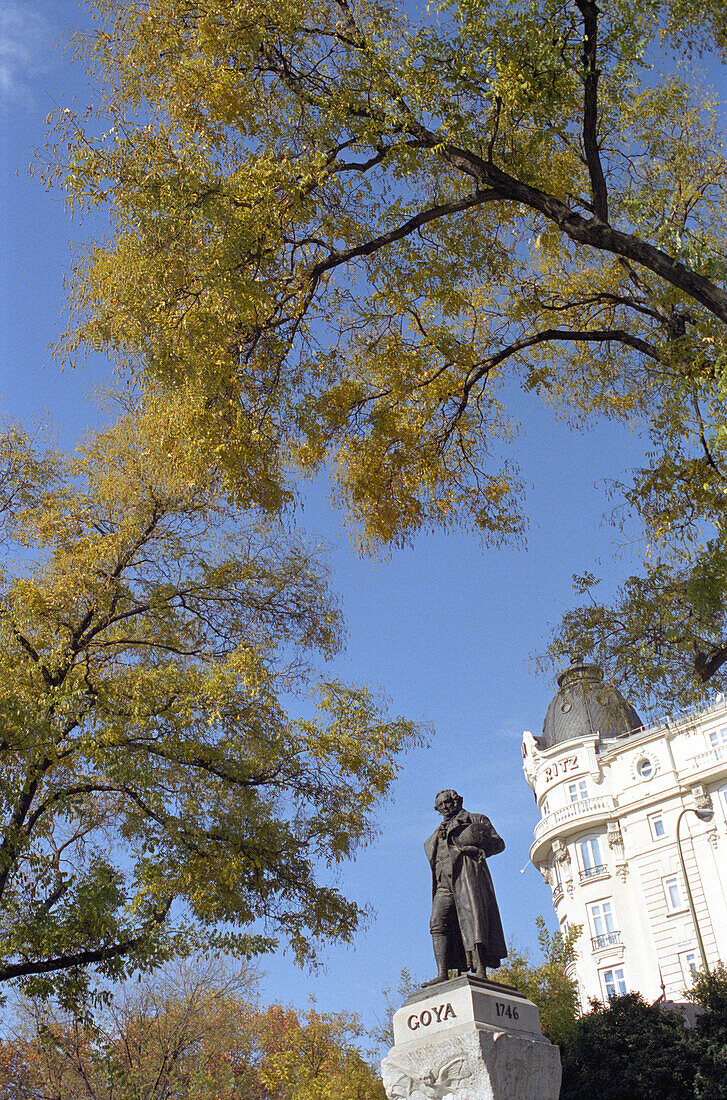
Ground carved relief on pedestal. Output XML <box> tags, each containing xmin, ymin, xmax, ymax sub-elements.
<box><xmin>382</xmin><ymin>1040</ymin><xmax>475</xmax><ymax>1100</ymax></box>
<box><xmin>382</xmin><ymin>1027</ymin><xmax>561</xmax><ymax>1100</ymax></box>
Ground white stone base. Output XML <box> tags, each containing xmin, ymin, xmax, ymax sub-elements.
<box><xmin>381</xmin><ymin>977</ymin><xmax>561</xmax><ymax>1100</ymax></box>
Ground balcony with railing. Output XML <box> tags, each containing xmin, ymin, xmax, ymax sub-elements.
<box><xmin>533</xmin><ymin>795</ymin><xmax>616</xmax><ymax>846</ymax></box>
<box><xmin>686</xmin><ymin>743</ymin><xmax>727</xmax><ymax>774</ymax></box>
<box><xmin>579</xmin><ymin>864</ymin><xmax>608</xmax><ymax>883</ymax></box>
<box><xmin>591</xmin><ymin>930</ymin><xmax>622</xmax><ymax>951</ymax></box>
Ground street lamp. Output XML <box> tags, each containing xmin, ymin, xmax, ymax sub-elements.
<box><xmin>676</xmin><ymin>806</ymin><xmax>715</xmax><ymax>975</ymax></box>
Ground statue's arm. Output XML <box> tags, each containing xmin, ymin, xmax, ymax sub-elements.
<box><xmin>469</xmin><ymin>813</ymin><xmax>506</xmax><ymax>857</ymax></box>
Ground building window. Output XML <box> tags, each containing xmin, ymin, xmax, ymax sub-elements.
<box><xmin>648</xmin><ymin>811</ymin><xmax>666</xmax><ymax>840</ymax></box>
<box><xmin>709</xmin><ymin>727</ymin><xmax>727</xmax><ymax>761</ymax></box>
<box><xmin>637</xmin><ymin>757</ymin><xmax>654</xmax><ymax>779</ymax></box>
<box><xmin>568</xmin><ymin>779</ymin><xmax>589</xmax><ymax>803</ymax></box>
<box><xmin>589</xmin><ymin>899</ymin><xmax>620</xmax><ymax>949</ymax></box>
<box><xmin>663</xmin><ymin>874</ymin><xmax>686</xmax><ymax>912</ymax></box>
<box><xmin>680</xmin><ymin>950</ymin><xmax>699</xmax><ymax>985</ymax></box>
<box><xmin>551</xmin><ymin>858</ymin><xmax>563</xmax><ymax>901</ymax></box>
<box><xmin>579</xmin><ymin>835</ymin><xmax>607</xmax><ymax>879</ymax></box>
<box><xmin>541</xmin><ymin>797</ymin><xmax>549</xmax><ymax>816</ymax></box>
<box><xmin>601</xmin><ymin>966</ymin><xmax>628</xmax><ymax>999</ymax></box>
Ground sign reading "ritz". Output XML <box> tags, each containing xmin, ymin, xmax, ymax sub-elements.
<box><xmin>543</xmin><ymin>755</ymin><xmax>580</xmax><ymax>785</ymax></box>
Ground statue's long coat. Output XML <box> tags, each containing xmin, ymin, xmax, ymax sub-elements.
<box><xmin>424</xmin><ymin>809</ymin><xmax>507</xmax><ymax>971</ymax></box>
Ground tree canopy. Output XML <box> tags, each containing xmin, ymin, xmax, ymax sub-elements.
<box><xmin>688</xmin><ymin>966</ymin><xmax>727</xmax><ymax>1098</ymax></box>
<box><xmin>43</xmin><ymin>0</ymin><xmax>727</xmax><ymax>708</ymax></box>
<box><xmin>0</xmin><ymin>957</ymin><xmax>386</xmax><ymax>1098</ymax></box>
<box><xmin>558</xmin><ymin>992</ymin><xmax>696</xmax><ymax>1100</ymax></box>
<box><xmin>559</xmin><ymin>972</ymin><xmax>727</xmax><ymax>1100</ymax></box>
<box><xmin>0</xmin><ymin>393</ymin><xmax>418</xmax><ymax>1005</ymax></box>
<box><xmin>491</xmin><ymin>915</ymin><xmax>580</xmax><ymax>1048</ymax></box>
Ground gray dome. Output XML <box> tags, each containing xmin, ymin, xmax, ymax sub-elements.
<box><xmin>539</xmin><ymin>662</ymin><xmax>642</xmax><ymax>750</ymax></box>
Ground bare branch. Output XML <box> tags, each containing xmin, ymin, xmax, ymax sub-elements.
<box><xmin>308</xmin><ymin>190</ymin><xmax>501</xmax><ymax>284</ymax></box>
<box><xmin>575</xmin><ymin>0</ymin><xmax>609</xmax><ymax>222</ymax></box>
<box><xmin>443</xmin><ymin>327</ymin><xmax>661</xmax><ymax>437</ymax></box>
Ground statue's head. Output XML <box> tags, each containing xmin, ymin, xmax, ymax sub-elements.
<box><xmin>434</xmin><ymin>789</ymin><xmax>463</xmax><ymax>819</ymax></box>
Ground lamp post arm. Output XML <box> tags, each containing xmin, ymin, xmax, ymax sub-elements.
<box><xmin>676</xmin><ymin>809</ymin><xmax>710</xmax><ymax>975</ymax></box>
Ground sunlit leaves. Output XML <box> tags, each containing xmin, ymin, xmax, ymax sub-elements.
<box><xmin>492</xmin><ymin>915</ymin><xmax>580</xmax><ymax>1048</ymax></box>
<box><xmin>0</xmin><ymin>398</ymin><xmax>421</xmax><ymax>1003</ymax></box>
<box><xmin>43</xmin><ymin>0</ymin><xmax>727</xmax><ymax>705</ymax></box>
<box><xmin>0</xmin><ymin>959</ymin><xmax>386</xmax><ymax>1099</ymax></box>
<box><xmin>42</xmin><ymin>0</ymin><xmax>724</xmax><ymax>554</ymax></box>
<box><xmin>548</xmin><ymin>538</ymin><xmax>727</xmax><ymax>713</ymax></box>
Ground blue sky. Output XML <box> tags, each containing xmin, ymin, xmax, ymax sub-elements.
<box><xmin>0</xmin><ymin>0</ymin><xmax>682</xmax><ymax>1036</ymax></box>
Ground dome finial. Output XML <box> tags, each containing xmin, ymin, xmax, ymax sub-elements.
<box><xmin>540</xmin><ymin>661</ymin><xmax>642</xmax><ymax>749</ymax></box>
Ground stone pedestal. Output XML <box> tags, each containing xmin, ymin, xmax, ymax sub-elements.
<box><xmin>381</xmin><ymin>976</ymin><xmax>561</xmax><ymax>1100</ymax></box>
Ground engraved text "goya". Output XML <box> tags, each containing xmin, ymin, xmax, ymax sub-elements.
<box><xmin>407</xmin><ymin>1004</ymin><xmax>457</xmax><ymax>1030</ymax></box>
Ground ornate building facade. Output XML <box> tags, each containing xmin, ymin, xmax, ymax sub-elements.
<box><xmin>522</xmin><ymin>662</ymin><xmax>727</xmax><ymax>1005</ymax></box>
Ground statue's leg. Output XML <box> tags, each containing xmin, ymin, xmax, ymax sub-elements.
<box><xmin>433</xmin><ymin>932</ymin><xmax>449</xmax><ymax>978</ymax></box>
<box><xmin>422</xmin><ymin>891</ymin><xmax>453</xmax><ymax>986</ymax></box>
<box><xmin>472</xmin><ymin>943</ymin><xmax>487</xmax><ymax>980</ymax></box>
<box><xmin>421</xmin><ymin>934</ymin><xmax>450</xmax><ymax>986</ymax></box>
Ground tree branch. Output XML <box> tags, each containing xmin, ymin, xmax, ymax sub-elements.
<box><xmin>122</xmin><ymin>741</ymin><xmax>285</xmax><ymax>789</ymax></box>
<box><xmin>0</xmin><ymin>769</ymin><xmax>47</xmax><ymax>902</ymax></box>
<box><xmin>443</xmin><ymin>326</ymin><xmax>661</xmax><ymax>435</ymax></box>
<box><xmin>0</xmin><ymin>901</ymin><xmax>172</xmax><ymax>983</ymax></box>
<box><xmin>694</xmin><ymin>646</ymin><xmax>727</xmax><ymax>682</ymax></box>
<box><xmin>575</xmin><ymin>0</ymin><xmax>609</xmax><ymax>222</ymax></box>
<box><xmin>6</xmin><ymin>623</ymin><xmax>53</xmax><ymax>686</ymax></box>
<box><xmin>691</xmin><ymin>392</ymin><xmax>724</xmax><ymax>478</ymax></box>
<box><xmin>307</xmin><ymin>190</ymin><xmax>501</xmax><ymax>285</ymax></box>
<box><xmin>68</xmin><ymin>509</ymin><xmax>162</xmax><ymax>657</ymax></box>
<box><xmin>399</xmin><ymin>119</ymin><xmax>727</xmax><ymax>323</ymax></box>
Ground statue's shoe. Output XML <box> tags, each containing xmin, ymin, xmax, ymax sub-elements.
<box><xmin>420</xmin><ymin>974</ymin><xmax>449</xmax><ymax>987</ymax></box>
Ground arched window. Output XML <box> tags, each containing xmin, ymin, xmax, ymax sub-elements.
<box><xmin>578</xmin><ymin>835</ymin><xmax>606</xmax><ymax>880</ymax></box>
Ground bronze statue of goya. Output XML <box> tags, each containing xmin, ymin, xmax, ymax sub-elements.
<box><xmin>424</xmin><ymin>789</ymin><xmax>507</xmax><ymax>985</ymax></box>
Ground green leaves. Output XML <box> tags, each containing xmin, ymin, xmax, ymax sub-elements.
<box><xmin>0</xmin><ymin>401</ymin><xmax>420</xmax><ymax>1002</ymax></box>
<box><xmin>491</xmin><ymin>915</ymin><xmax>581</xmax><ymax>1047</ymax></box>
<box><xmin>549</xmin><ymin>536</ymin><xmax>727</xmax><ymax>712</ymax></box>
<box><xmin>560</xmin><ymin>993</ymin><xmax>697</xmax><ymax>1100</ymax></box>
<box><xmin>39</xmin><ymin>0</ymin><xmax>718</xmax><ymax>553</ymax></box>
